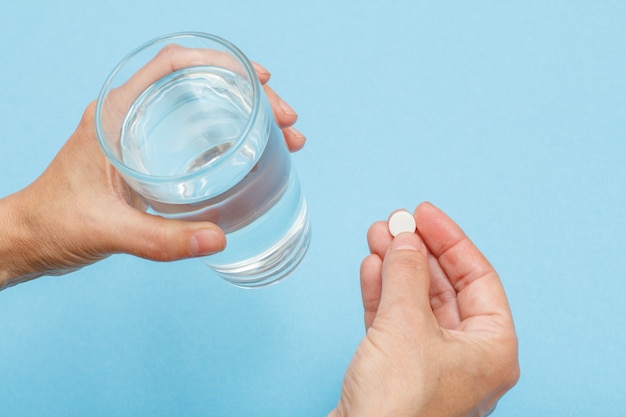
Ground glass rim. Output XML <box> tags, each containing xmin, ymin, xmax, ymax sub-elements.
<box><xmin>94</xmin><ymin>31</ymin><xmax>261</xmax><ymax>183</ymax></box>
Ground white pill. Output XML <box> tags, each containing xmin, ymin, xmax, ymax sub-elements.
<box><xmin>388</xmin><ymin>210</ymin><xmax>416</xmax><ymax>237</ymax></box>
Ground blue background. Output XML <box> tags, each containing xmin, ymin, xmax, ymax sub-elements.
<box><xmin>1</xmin><ymin>1</ymin><xmax>625</xmax><ymax>416</ymax></box>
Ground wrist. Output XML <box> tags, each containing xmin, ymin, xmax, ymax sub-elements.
<box><xmin>0</xmin><ymin>190</ymin><xmax>43</xmax><ymax>290</ymax></box>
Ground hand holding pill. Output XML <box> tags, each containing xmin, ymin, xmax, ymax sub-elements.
<box><xmin>328</xmin><ymin>202</ymin><xmax>519</xmax><ymax>417</ymax></box>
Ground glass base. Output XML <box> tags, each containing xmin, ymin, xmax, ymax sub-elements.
<box><xmin>205</xmin><ymin>202</ymin><xmax>311</xmax><ymax>288</ymax></box>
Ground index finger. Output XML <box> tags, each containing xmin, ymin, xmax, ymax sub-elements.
<box><xmin>414</xmin><ymin>202</ymin><xmax>513</xmax><ymax>323</ymax></box>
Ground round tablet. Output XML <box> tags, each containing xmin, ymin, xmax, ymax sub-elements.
<box><xmin>388</xmin><ymin>210</ymin><xmax>416</xmax><ymax>237</ymax></box>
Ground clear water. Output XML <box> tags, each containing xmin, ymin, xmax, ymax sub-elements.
<box><xmin>120</xmin><ymin>66</ymin><xmax>310</xmax><ymax>286</ymax></box>
<box><xmin>120</xmin><ymin>66</ymin><xmax>252</xmax><ymax>177</ymax></box>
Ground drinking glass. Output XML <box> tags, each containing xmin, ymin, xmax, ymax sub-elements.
<box><xmin>95</xmin><ymin>32</ymin><xmax>311</xmax><ymax>288</ymax></box>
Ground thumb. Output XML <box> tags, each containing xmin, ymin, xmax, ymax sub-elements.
<box><xmin>106</xmin><ymin>209</ymin><xmax>226</xmax><ymax>262</ymax></box>
<box><xmin>377</xmin><ymin>232</ymin><xmax>432</xmax><ymax>322</ymax></box>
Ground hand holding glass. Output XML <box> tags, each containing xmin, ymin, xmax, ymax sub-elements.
<box><xmin>95</xmin><ymin>33</ymin><xmax>310</xmax><ymax>288</ymax></box>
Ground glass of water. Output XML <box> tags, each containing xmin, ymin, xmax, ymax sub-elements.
<box><xmin>95</xmin><ymin>32</ymin><xmax>311</xmax><ymax>288</ymax></box>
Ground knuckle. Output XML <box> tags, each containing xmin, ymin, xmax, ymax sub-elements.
<box><xmin>143</xmin><ymin>225</ymin><xmax>176</xmax><ymax>261</ymax></box>
<box><xmin>388</xmin><ymin>251</ymin><xmax>423</xmax><ymax>273</ymax></box>
<box><xmin>158</xmin><ymin>43</ymin><xmax>180</xmax><ymax>60</ymax></box>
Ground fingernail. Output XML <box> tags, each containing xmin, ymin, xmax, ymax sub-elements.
<box><xmin>252</xmin><ymin>62</ymin><xmax>270</xmax><ymax>78</ymax></box>
<box><xmin>286</xmin><ymin>127</ymin><xmax>307</xmax><ymax>152</ymax></box>
<box><xmin>293</xmin><ymin>128</ymin><xmax>306</xmax><ymax>142</ymax></box>
<box><xmin>190</xmin><ymin>228</ymin><xmax>225</xmax><ymax>256</ymax></box>
<box><xmin>279</xmin><ymin>98</ymin><xmax>297</xmax><ymax>116</ymax></box>
<box><xmin>391</xmin><ymin>233</ymin><xmax>422</xmax><ymax>252</ymax></box>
